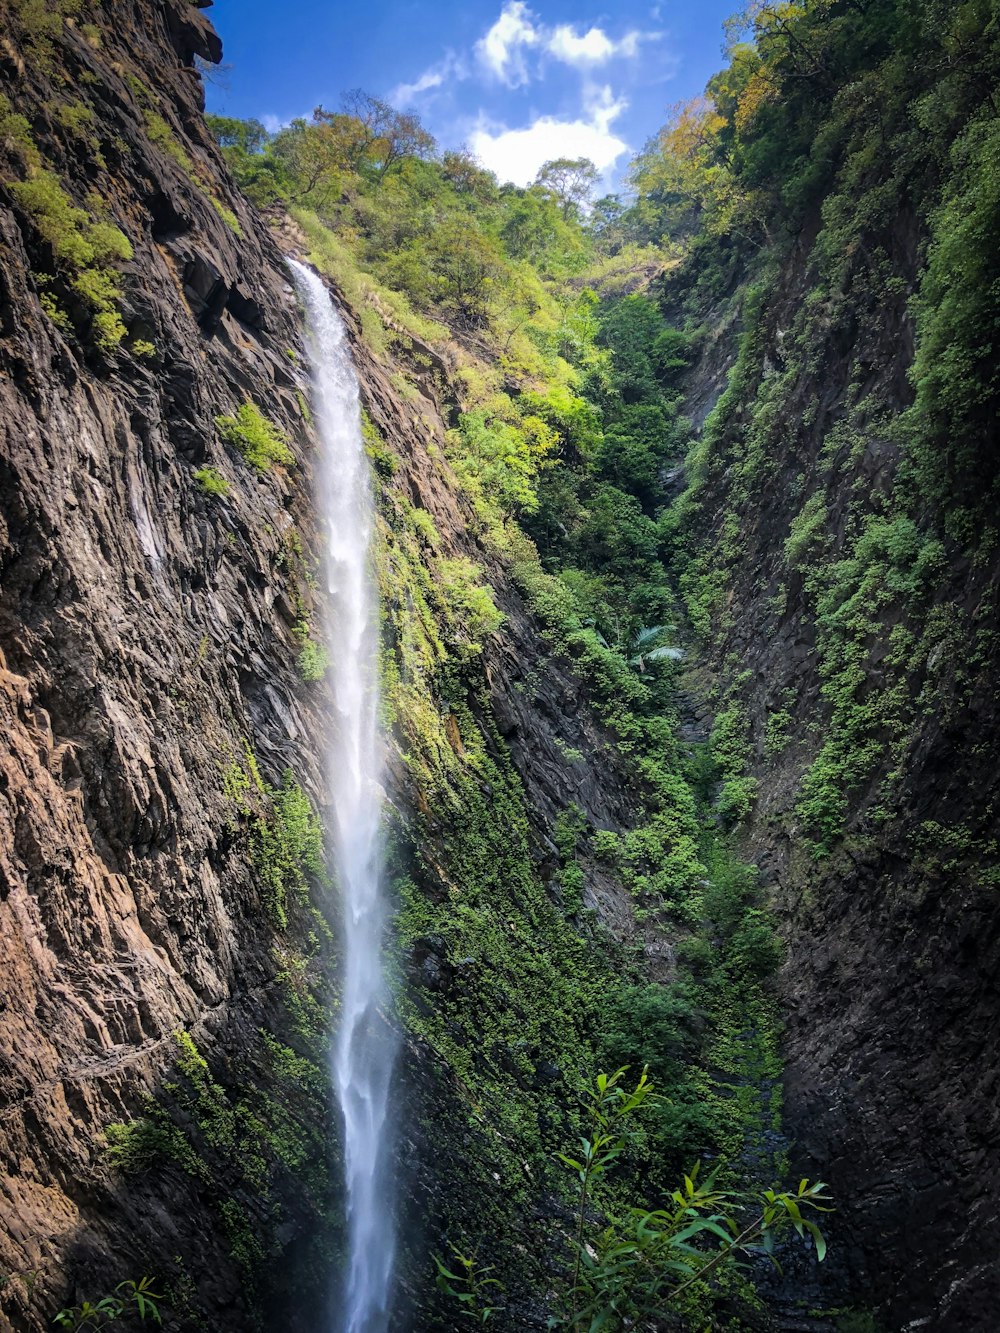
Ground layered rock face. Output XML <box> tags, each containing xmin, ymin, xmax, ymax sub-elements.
<box><xmin>671</xmin><ymin>219</ymin><xmax>1000</xmax><ymax>1328</ymax></box>
<box><xmin>0</xmin><ymin>1</ymin><xmax>336</xmax><ymax>1323</ymax></box>
<box><xmin>0</xmin><ymin>5</ymin><xmax>641</xmax><ymax>1326</ymax></box>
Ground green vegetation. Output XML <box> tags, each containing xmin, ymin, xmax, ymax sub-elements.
<box><xmin>193</xmin><ymin>466</ymin><xmax>229</xmax><ymax>497</ymax></box>
<box><xmin>7</xmin><ymin>0</ymin><xmax>85</xmax><ymax>72</ymax></box>
<box><xmin>624</xmin><ymin>0</ymin><xmax>1000</xmax><ymax>858</ymax></box>
<box><xmin>104</xmin><ymin>1026</ymin><xmax>336</xmax><ymax>1315</ymax></box>
<box><xmin>54</xmin><ymin>1277</ymin><xmax>162</xmax><ymax>1330</ymax></box>
<box><xmin>222</xmin><ymin>746</ymin><xmax>327</xmax><ymax>928</ymax></box>
<box><xmin>215</xmin><ymin>402</ymin><xmax>294</xmax><ymax>471</ymax></box>
<box><xmin>209</xmin><ymin>78</ymin><xmax>804</xmax><ymax>1321</ymax></box>
<box><xmin>197</xmin><ymin>3</ymin><xmax>1000</xmax><ymax>1319</ymax></box>
<box><xmin>437</xmin><ymin>1068</ymin><xmax>829</xmax><ymax>1331</ymax></box>
<box><xmin>9</xmin><ymin>169</ymin><xmax>132</xmax><ymax>350</ymax></box>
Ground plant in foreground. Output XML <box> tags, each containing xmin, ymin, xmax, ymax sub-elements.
<box><xmin>54</xmin><ymin>1276</ymin><xmax>162</xmax><ymax>1330</ymax></box>
<box><xmin>434</xmin><ymin>1249</ymin><xmax>504</xmax><ymax>1324</ymax></box>
<box><xmin>436</xmin><ymin>1069</ymin><xmax>832</xmax><ymax>1331</ymax></box>
<box><xmin>555</xmin><ymin>1068</ymin><xmax>831</xmax><ymax>1332</ymax></box>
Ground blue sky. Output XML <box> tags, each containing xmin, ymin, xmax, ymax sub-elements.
<box><xmin>205</xmin><ymin>0</ymin><xmax>738</xmax><ymax>188</ymax></box>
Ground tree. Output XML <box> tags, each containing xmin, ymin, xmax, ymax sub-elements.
<box><xmin>630</xmin><ymin>99</ymin><xmax>736</xmax><ymax>242</ymax></box>
<box><xmin>426</xmin><ymin>216</ymin><xmax>508</xmax><ymax>325</ymax></box>
<box><xmin>270</xmin><ymin>115</ymin><xmax>353</xmax><ymax>205</ymax></box>
<box><xmin>337</xmin><ymin>89</ymin><xmax>436</xmax><ymax>177</ymax></box>
<box><xmin>441</xmin><ymin>148</ymin><xmax>499</xmax><ymax>202</ymax></box>
<box><xmin>204</xmin><ymin>114</ymin><xmax>268</xmax><ymax>155</ymax></box>
<box><xmin>534</xmin><ymin>157</ymin><xmax>600</xmax><ymax>220</ymax></box>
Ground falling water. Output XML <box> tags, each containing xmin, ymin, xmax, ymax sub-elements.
<box><xmin>289</xmin><ymin>259</ymin><xmax>397</xmax><ymax>1333</ymax></box>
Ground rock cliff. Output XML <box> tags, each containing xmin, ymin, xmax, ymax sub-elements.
<box><xmin>666</xmin><ymin>191</ymin><xmax>1000</xmax><ymax>1330</ymax></box>
<box><xmin>0</xmin><ymin>3</ymin><xmax>642</xmax><ymax>1326</ymax></box>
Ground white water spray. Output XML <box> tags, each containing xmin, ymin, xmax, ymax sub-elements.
<box><xmin>289</xmin><ymin>260</ymin><xmax>397</xmax><ymax>1333</ymax></box>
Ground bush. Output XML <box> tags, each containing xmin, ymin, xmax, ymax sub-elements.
<box><xmin>194</xmin><ymin>466</ymin><xmax>229</xmax><ymax>497</ymax></box>
<box><xmin>436</xmin><ymin>556</ymin><xmax>504</xmax><ymax>649</ymax></box>
<box><xmin>298</xmin><ymin>637</ymin><xmax>330</xmax><ymax>682</ymax></box>
<box><xmin>215</xmin><ymin>402</ymin><xmax>294</xmax><ymax>471</ymax></box>
<box><xmin>11</xmin><ymin>169</ymin><xmax>132</xmax><ymax>350</ymax></box>
<box><xmin>600</xmin><ymin>982</ymin><xmax>701</xmax><ymax>1074</ymax></box>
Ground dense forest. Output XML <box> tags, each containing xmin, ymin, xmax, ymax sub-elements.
<box><xmin>0</xmin><ymin>0</ymin><xmax>998</xmax><ymax>1330</ymax></box>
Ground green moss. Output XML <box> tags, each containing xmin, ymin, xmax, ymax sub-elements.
<box><xmin>8</xmin><ymin>0</ymin><xmax>83</xmax><ymax>70</ymax></box>
<box><xmin>710</xmin><ymin>704</ymin><xmax>758</xmax><ymax>825</ymax></box>
<box><xmin>210</xmin><ymin>195</ymin><xmax>244</xmax><ymax>236</ymax></box>
<box><xmin>216</xmin><ymin>402</ymin><xmax>294</xmax><ymax>471</ymax></box>
<box><xmin>11</xmin><ymin>170</ymin><xmax>132</xmax><ymax>350</ymax></box>
<box><xmin>144</xmin><ymin>110</ymin><xmax>194</xmax><ymax>174</ymax></box>
<box><xmin>52</xmin><ymin>99</ymin><xmax>97</xmax><ymax>144</ymax></box>
<box><xmin>105</xmin><ymin>1110</ymin><xmax>202</xmax><ymax>1179</ymax></box>
<box><xmin>250</xmin><ymin>772</ymin><xmax>327</xmax><ymax>928</ymax></box>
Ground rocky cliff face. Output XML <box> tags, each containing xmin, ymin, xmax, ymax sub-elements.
<box><xmin>0</xmin><ymin>4</ymin><xmax>644</xmax><ymax>1327</ymax></box>
<box><xmin>668</xmin><ymin>204</ymin><xmax>1000</xmax><ymax>1329</ymax></box>
<box><xmin>0</xmin><ymin>0</ymin><xmax>336</xmax><ymax>1323</ymax></box>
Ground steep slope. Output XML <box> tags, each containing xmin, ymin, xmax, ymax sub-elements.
<box><xmin>0</xmin><ymin>4</ymin><xmax>668</xmax><ymax>1328</ymax></box>
<box><xmin>654</xmin><ymin>4</ymin><xmax>1000</xmax><ymax>1326</ymax></box>
<box><xmin>15</xmin><ymin>1</ymin><xmax>989</xmax><ymax>1329</ymax></box>
<box><xmin>0</xmin><ymin>0</ymin><xmax>344</xmax><ymax>1324</ymax></box>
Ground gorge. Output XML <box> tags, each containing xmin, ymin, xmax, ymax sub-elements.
<box><xmin>0</xmin><ymin>1</ymin><xmax>998</xmax><ymax>1331</ymax></box>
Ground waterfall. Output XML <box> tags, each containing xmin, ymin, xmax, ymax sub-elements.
<box><xmin>289</xmin><ymin>260</ymin><xmax>397</xmax><ymax>1333</ymax></box>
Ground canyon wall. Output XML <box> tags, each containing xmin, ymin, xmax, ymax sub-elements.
<box><xmin>0</xmin><ymin>4</ymin><xmax>644</xmax><ymax>1326</ymax></box>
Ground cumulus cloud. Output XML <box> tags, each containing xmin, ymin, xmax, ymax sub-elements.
<box><xmin>469</xmin><ymin>89</ymin><xmax>629</xmax><ymax>186</ymax></box>
<box><xmin>547</xmin><ymin>23</ymin><xmax>644</xmax><ymax>67</ymax></box>
<box><xmin>476</xmin><ymin>1</ymin><xmax>539</xmax><ymax>87</ymax></box>
<box><xmin>474</xmin><ymin>2</ymin><xmax>652</xmax><ymax>86</ymax></box>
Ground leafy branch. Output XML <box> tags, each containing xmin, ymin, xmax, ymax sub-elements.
<box><xmin>553</xmin><ymin>1069</ymin><xmax>832</xmax><ymax>1333</ymax></box>
<box><xmin>54</xmin><ymin>1277</ymin><xmax>162</xmax><ymax>1331</ymax></box>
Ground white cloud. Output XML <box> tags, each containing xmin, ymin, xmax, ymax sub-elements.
<box><xmin>391</xmin><ymin>53</ymin><xmax>467</xmax><ymax>107</ymax></box>
<box><xmin>392</xmin><ymin>68</ymin><xmax>446</xmax><ymax>104</ymax></box>
<box><xmin>474</xmin><ymin>3</ymin><xmax>651</xmax><ymax>86</ymax></box>
<box><xmin>546</xmin><ymin>23</ymin><xmax>645</xmax><ymax>67</ymax></box>
<box><xmin>476</xmin><ymin>1</ymin><xmax>540</xmax><ymax>87</ymax></box>
<box><xmin>585</xmin><ymin>84</ymin><xmax>629</xmax><ymax>135</ymax></box>
<box><xmin>469</xmin><ymin>94</ymin><xmax>629</xmax><ymax>186</ymax></box>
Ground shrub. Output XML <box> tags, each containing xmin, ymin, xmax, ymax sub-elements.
<box><xmin>785</xmin><ymin>491</ymin><xmax>828</xmax><ymax>570</ymax></box>
<box><xmin>10</xmin><ymin>170</ymin><xmax>132</xmax><ymax>350</ymax></box>
<box><xmin>105</xmin><ymin>1114</ymin><xmax>198</xmax><ymax>1177</ymax></box>
<box><xmin>298</xmin><ymin>637</ymin><xmax>330</xmax><ymax>682</ymax></box>
<box><xmin>215</xmin><ymin>402</ymin><xmax>294</xmax><ymax>471</ymax></box>
<box><xmin>194</xmin><ymin>466</ymin><xmax>229</xmax><ymax>497</ymax></box>
<box><xmin>435</xmin><ymin>556</ymin><xmax>504</xmax><ymax>649</ymax></box>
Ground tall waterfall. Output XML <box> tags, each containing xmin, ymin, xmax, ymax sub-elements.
<box><xmin>289</xmin><ymin>260</ymin><xmax>397</xmax><ymax>1333</ymax></box>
